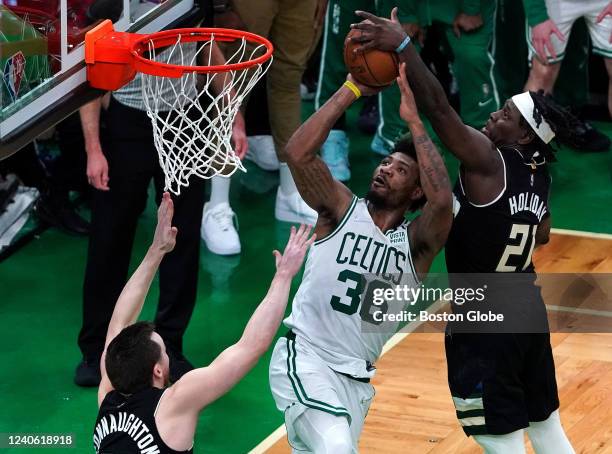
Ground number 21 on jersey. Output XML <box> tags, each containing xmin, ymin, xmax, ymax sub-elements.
<box><xmin>496</xmin><ymin>224</ymin><xmax>537</xmax><ymax>272</ymax></box>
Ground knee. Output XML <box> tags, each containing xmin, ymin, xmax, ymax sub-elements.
<box><xmin>320</xmin><ymin>434</ymin><xmax>352</xmax><ymax>454</ymax></box>
<box><xmin>529</xmin><ymin>61</ymin><xmax>559</xmax><ymax>87</ymax></box>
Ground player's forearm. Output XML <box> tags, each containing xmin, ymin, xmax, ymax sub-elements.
<box><xmin>398</xmin><ymin>45</ymin><xmax>452</xmax><ymax>122</ymax></box>
<box><xmin>106</xmin><ymin>247</ymin><xmax>165</xmax><ymax>346</ymax></box>
<box><xmin>237</xmin><ymin>272</ymin><xmax>293</xmax><ymax>356</ymax></box>
<box><xmin>410</xmin><ymin>121</ymin><xmax>452</xmax><ymax>208</ymax></box>
<box><xmin>79</xmin><ymin>97</ymin><xmax>103</xmax><ymax>153</ymax></box>
<box><xmin>286</xmin><ymin>86</ymin><xmax>356</xmax><ymax>164</ymax></box>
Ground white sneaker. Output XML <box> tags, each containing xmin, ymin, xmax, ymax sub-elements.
<box><xmin>201</xmin><ymin>202</ymin><xmax>241</xmax><ymax>255</ymax></box>
<box><xmin>246</xmin><ymin>135</ymin><xmax>280</xmax><ymax>171</ymax></box>
<box><xmin>275</xmin><ymin>188</ymin><xmax>318</xmax><ymax>225</ymax></box>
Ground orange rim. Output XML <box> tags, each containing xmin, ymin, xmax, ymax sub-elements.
<box><xmin>131</xmin><ymin>28</ymin><xmax>274</xmax><ymax>78</ymax></box>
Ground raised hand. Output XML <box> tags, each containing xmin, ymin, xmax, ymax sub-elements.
<box><xmin>397</xmin><ymin>63</ymin><xmax>420</xmax><ymax>125</ymax></box>
<box><xmin>597</xmin><ymin>2</ymin><xmax>612</xmax><ymax>43</ymax></box>
<box><xmin>273</xmin><ymin>224</ymin><xmax>316</xmax><ymax>278</ymax></box>
<box><xmin>346</xmin><ymin>73</ymin><xmax>385</xmax><ymax>97</ymax></box>
<box><xmin>531</xmin><ymin>19</ymin><xmax>565</xmax><ymax>62</ymax></box>
<box><xmin>350</xmin><ymin>7</ymin><xmax>407</xmax><ymax>54</ymax></box>
<box><xmin>152</xmin><ymin>192</ymin><xmax>178</xmax><ymax>254</ymax></box>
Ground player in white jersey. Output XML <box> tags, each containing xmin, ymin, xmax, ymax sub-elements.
<box><xmin>268</xmin><ymin>66</ymin><xmax>453</xmax><ymax>452</ymax></box>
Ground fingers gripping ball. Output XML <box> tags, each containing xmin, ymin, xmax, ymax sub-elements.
<box><xmin>344</xmin><ymin>26</ymin><xmax>399</xmax><ymax>87</ymax></box>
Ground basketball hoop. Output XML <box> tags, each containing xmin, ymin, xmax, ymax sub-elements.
<box><xmin>85</xmin><ymin>20</ymin><xmax>273</xmax><ymax>194</ymax></box>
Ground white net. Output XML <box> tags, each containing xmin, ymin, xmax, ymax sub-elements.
<box><xmin>140</xmin><ymin>33</ymin><xmax>272</xmax><ymax>194</ymax></box>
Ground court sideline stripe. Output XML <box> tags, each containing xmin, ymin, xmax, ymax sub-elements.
<box><xmin>546</xmin><ymin>304</ymin><xmax>612</xmax><ymax>318</ymax></box>
<box><xmin>551</xmin><ymin>228</ymin><xmax>612</xmax><ymax>240</ymax></box>
<box><xmin>248</xmin><ymin>299</ymin><xmax>446</xmax><ymax>453</ymax></box>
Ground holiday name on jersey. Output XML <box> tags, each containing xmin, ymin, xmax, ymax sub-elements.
<box><xmin>94</xmin><ymin>412</ymin><xmax>160</xmax><ymax>453</ymax></box>
<box><xmin>508</xmin><ymin>191</ymin><xmax>547</xmax><ymax>222</ymax></box>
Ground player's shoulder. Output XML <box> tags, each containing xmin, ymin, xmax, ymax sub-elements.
<box><xmin>314</xmin><ymin>194</ymin><xmax>361</xmax><ymax>245</ymax></box>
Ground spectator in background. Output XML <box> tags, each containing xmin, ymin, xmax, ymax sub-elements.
<box><xmin>523</xmin><ymin>0</ymin><xmax>611</xmax><ymax>151</ymax></box>
<box><xmin>214</xmin><ymin>0</ymin><xmax>322</xmax><ymax>225</ymax></box>
<box><xmin>0</xmin><ymin>141</ymin><xmax>90</xmax><ymax>236</ymax></box>
<box><xmin>316</xmin><ymin>0</ymin><xmax>500</xmax><ymax>181</ymax></box>
<box><xmin>75</xmin><ymin>2</ymin><xmax>247</xmax><ymax>386</ymax></box>
<box><xmin>315</xmin><ymin>1</ymin><xmax>411</xmax><ymax>180</ymax></box>
<box><xmin>409</xmin><ymin>0</ymin><xmax>500</xmax><ymax>129</ymax></box>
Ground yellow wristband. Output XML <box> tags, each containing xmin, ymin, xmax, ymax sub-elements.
<box><xmin>343</xmin><ymin>80</ymin><xmax>361</xmax><ymax>99</ymax></box>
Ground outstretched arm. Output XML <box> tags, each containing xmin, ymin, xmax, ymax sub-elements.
<box><xmin>98</xmin><ymin>193</ymin><xmax>178</xmax><ymax>405</ymax></box>
<box><xmin>350</xmin><ymin>9</ymin><xmax>503</xmax><ymax>188</ymax></box>
<box><xmin>395</xmin><ymin>65</ymin><xmax>452</xmax><ymax>277</ymax></box>
<box><xmin>164</xmin><ymin>225</ymin><xmax>315</xmax><ymax>417</ymax></box>
<box><xmin>284</xmin><ymin>78</ymin><xmax>378</xmax><ymax>236</ymax></box>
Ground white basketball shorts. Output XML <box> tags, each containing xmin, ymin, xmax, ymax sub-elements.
<box><xmin>527</xmin><ymin>0</ymin><xmax>612</xmax><ymax>63</ymax></box>
<box><xmin>268</xmin><ymin>335</ymin><xmax>375</xmax><ymax>452</ymax></box>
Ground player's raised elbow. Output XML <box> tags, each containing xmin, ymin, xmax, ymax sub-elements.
<box><xmin>429</xmin><ymin>188</ymin><xmax>453</xmax><ymax>216</ymax></box>
<box><xmin>429</xmin><ymin>196</ymin><xmax>454</xmax><ymax>245</ymax></box>
<box><xmin>284</xmin><ymin>141</ymin><xmax>309</xmax><ymax>167</ymax></box>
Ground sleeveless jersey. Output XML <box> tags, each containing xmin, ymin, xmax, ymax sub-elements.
<box><xmin>446</xmin><ymin>147</ymin><xmax>551</xmax><ymax>274</ymax></box>
<box><xmin>284</xmin><ymin>197</ymin><xmax>420</xmax><ymax>378</ymax></box>
<box><xmin>94</xmin><ymin>387</ymin><xmax>192</xmax><ymax>454</ymax></box>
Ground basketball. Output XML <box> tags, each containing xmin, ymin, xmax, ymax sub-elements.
<box><xmin>344</xmin><ymin>26</ymin><xmax>399</xmax><ymax>87</ymax></box>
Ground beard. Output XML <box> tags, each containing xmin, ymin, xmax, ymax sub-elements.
<box><xmin>366</xmin><ymin>188</ymin><xmax>390</xmax><ymax>209</ymax></box>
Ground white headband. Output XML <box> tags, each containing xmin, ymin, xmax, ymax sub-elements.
<box><xmin>511</xmin><ymin>92</ymin><xmax>555</xmax><ymax>144</ymax></box>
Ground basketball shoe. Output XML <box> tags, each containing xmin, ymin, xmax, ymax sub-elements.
<box><xmin>201</xmin><ymin>202</ymin><xmax>241</xmax><ymax>255</ymax></box>
<box><xmin>246</xmin><ymin>135</ymin><xmax>280</xmax><ymax>171</ymax></box>
<box><xmin>275</xmin><ymin>188</ymin><xmax>317</xmax><ymax>225</ymax></box>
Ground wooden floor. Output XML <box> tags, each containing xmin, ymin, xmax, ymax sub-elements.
<box><xmin>264</xmin><ymin>233</ymin><xmax>612</xmax><ymax>454</ymax></box>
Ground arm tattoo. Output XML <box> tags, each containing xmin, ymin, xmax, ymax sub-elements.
<box><xmin>413</xmin><ymin>134</ymin><xmax>450</xmax><ymax>195</ymax></box>
<box><xmin>293</xmin><ymin>160</ymin><xmax>336</xmax><ymax>208</ymax></box>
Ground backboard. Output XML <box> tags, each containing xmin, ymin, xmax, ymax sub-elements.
<box><xmin>0</xmin><ymin>0</ymin><xmax>204</xmax><ymax>159</ymax></box>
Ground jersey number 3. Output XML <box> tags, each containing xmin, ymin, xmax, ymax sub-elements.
<box><xmin>496</xmin><ymin>224</ymin><xmax>537</xmax><ymax>272</ymax></box>
<box><xmin>330</xmin><ymin>270</ymin><xmax>391</xmax><ymax>325</ymax></box>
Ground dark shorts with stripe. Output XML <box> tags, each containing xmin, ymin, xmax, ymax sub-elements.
<box><xmin>445</xmin><ymin>332</ymin><xmax>560</xmax><ymax>436</ymax></box>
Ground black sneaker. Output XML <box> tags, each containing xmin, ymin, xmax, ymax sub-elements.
<box><xmin>555</xmin><ymin>106</ymin><xmax>611</xmax><ymax>152</ymax></box>
<box><xmin>168</xmin><ymin>350</ymin><xmax>195</xmax><ymax>382</ymax></box>
<box><xmin>36</xmin><ymin>195</ymin><xmax>90</xmax><ymax>236</ymax></box>
<box><xmin>74</xmin><ymin>357</ymin><xmax>101</xmax><ymax>387</ymax></box>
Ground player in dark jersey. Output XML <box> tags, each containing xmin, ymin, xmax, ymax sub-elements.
<box><xmin>93</xmin><ymin>193</ymin><xmax>315</xmax><ymax>453</ymax></box>
<box><xmin>351</xmin><ymin>9</ymin><xmax>575</xmax><ymax>453</ymax></box>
